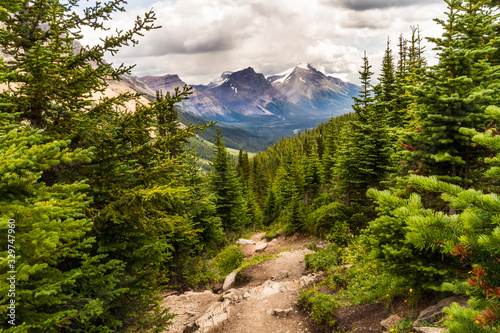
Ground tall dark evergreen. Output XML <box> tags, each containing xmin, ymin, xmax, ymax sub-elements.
<box><xmin>375</xmin><ymin>39</ymin><xmax>397</xmax><ymax>127</ymax></box>
<box><xmin>0</xmin><ymin>1</ymin><xmax>224</xmax><ymax>331</ymax></box>
<box><xmin>351</xmin><ymin>51</ymin><xmax>375</xmax><ymax>122</ymax></box>
<box><xmin>399</xmin><ymin>0</ymin><xmax>500</xmax><ymax>192</ymax></box>
<box><xmin>210</xmin><ymin>129</ymin><xmax>249</xmax><ymax>232</ymax></box>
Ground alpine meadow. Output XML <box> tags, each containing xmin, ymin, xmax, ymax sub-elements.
<box><xmin>1</xmin><ymin>0</ymin><xmax>500</xmax><ymax>332</ymax></box>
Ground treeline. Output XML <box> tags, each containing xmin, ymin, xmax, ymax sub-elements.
<box><xmin>240</xmin><ymin>1</ymin><xmax>500</xmax><ymax>330</ymax></box>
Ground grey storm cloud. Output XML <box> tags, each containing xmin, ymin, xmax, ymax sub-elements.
<box><xmin>326</xmin><ymin>0</ymin><xmax>441</xmax><ymax>11</ymax></box>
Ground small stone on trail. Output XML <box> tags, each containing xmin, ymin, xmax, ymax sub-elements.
<box><xmin>274</xmin><ymin>308</ymin><xmax>293</xmax><ymax>317</ymax></box>
<box><xmin>236</xmin><ymin>238</ymin><xmax>256</xmax><ymax>245</ymax></box>
<box><xmin>381</xmin><ymin>314</ymin><xmax>402</xmax><ymax>330</ymax></box>
<box><xmin>185</xmin><ymin>310</ymin><xmax>198</xmax><ymax>317</ymax></box>
<box><xmin>255</xmin><ymin>243</ymin><xmax>268</xmax><ymax>252</ymax></box>
<box><xmin>222</xmin><ymin>270</ymin><xmax>238</xmax><ymax>291</ymax></box>
<box><xmin>266</xmin><ymin>309</ymin><xmax>275</xmax><ymax>315</ymax></box>
<box><xmin>266</xmin><ymin>308</ymin><xmax>293</xmax><ymax>317</ymax></box>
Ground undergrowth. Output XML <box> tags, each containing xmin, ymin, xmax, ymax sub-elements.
<box><xmin>299</xmin><ymin>235</ymin><xmax>412</xmax><ymax>329</ymax></box>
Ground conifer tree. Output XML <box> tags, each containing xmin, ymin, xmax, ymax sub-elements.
<box><xmin>399</xmin><ymin>0</ymin><xmax>500</xmax><ymax>192</ymax></box>
<box><xmin>0</xmin><ymin>0</ymin><xmax>157</xmax><ymax>136</ymax></box>
<box><xmin>0</xmin><ymin>1</ymin><xmax>223</xmax><ymax>330</ymax></box>
<box><xmin>351</xmin><ymin>51</ymin><xmax>375</xmax><ymax>123</ymax></box>
<box><xmin>0</xmin><ymin>118</ymin><xmax>129</xmax><ymax>330</ymax></box>
<box><xmin>332</xmin><ymin>52</ymin><xmax>393</xmax><ymax>207</ymax></box>
<box><xmin>321</xmin><ymin>118</ymin><xmax>339</xmax><ymax>183</ymax></box>
<box><xmin>374</xmin><ymin>39</ymin><xmax>397</xmax><ymax>127</ymax></box>
<box><xmin>210</xmin><ymin>129</ymin><xmax>249</xmax><ymax>232</ymax></box>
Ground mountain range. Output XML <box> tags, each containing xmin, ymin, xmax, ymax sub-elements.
<box><xmin>111</xmin><ymin>63</ymin><xmax>359</xmax><ymax>147</ymax></box>
<box><xmin>127</xmin><ymin>63</ymin><xmax>358</xmax><ymax>123</ymax></box>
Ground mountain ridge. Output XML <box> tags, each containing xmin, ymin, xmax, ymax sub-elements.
<box><xmin>128</xmin><ymin>63</ymin><xmax>359</xmax><ymax>123</ymax></box>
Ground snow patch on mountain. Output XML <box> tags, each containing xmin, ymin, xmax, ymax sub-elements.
<box><xmin>273</xmin><ymin>67</ymin><xmax>294</xmax><ymax>84</ymax></box>
<box><xmin>208</xmin><ymin>71</ymin><xmax>233</xmax><ymax>88</ymax></box>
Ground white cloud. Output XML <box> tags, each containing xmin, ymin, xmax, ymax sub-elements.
<box><xmin>80</xmin><ymin>0</ymin><xmax>448</xmax><ymax>85</ymax></box>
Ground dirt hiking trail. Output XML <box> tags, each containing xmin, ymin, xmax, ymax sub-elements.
<box><xmin>161</xmin><ymin>232</ymin><xmax>329</xmax><ymax>333</ymax></box>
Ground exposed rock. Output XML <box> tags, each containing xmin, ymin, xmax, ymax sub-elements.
<box><xmin>255</xmin><ymin>243</ymin><xmax>268</xmax><ymax>252</ymax></box>
<box><xmin>414</xmin><ymin>328</ymin><xmax>447</xmax><ymax>333</ymax></box>
<box><xmin>274</xmin><ymin>308</ymin><xmax>293</xmax><ymax>318</ymax></box>
<box><xmin>273</xmin><ymin>270</ymin><xmax>289</xmax><ymax>280</ymax></box>
<box><xmin>222</xmin><ymin>270</ymin><xmax>238</xmax><ymax>291</ymax></box>
<box><xmin>236</xmin><ymin>239</ymin><xmax>256</xmax><ymax>245</ymax></box>
<box><xmin>413</xmin><ymin>296</ymin><xmax>469</xmax><ymax>327</ymax></box>
<box><xmin>258</xmin><ymin>282</ymin><xmax>283</xmax><ymax>299</ymax></box>
<box><xmin>266</xmin><ymin>308</ymin><xmax>275</xmax><ymax>315</ymax></box>
<box><xmin>185</xmin><ymin>310</ymin><xmax>199</xmax><ymax>317</ymax></box>
<box><xmin>380</xmin><ymin>314</ymin><xmax>402</xmax><ymax>330</ymax></box>
<box><xmin>221</xmin><ymin>289</ymin><xmax>248</xmax><ymax>303</ymax></box>
<box><xmin>183</xmin><ymin>300</ymin><xmax>231</xmax><ymax>333</ymax></box>
<box><xmin>298</xmin><ymin>273</ymin><xmax>322</xmax><ymax>288</ymax></box>
<box><xmin>344</xmin><ymin>264</ymin><xmax>354</xmax><ymax>269</ymax></box>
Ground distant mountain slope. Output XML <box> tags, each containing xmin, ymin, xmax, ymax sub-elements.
<box><xmin>138</xmin><ymin>74</ymin><xmax>232</xmax><ymax>119</ymax></box>
<box><xmin>203</xmin><ymin>67</ymin><xmax>301</xmax><ymax>118</ymax></box>
<box><xmin>268</xmin><ymin>63</ymin><xmax>358</xmax><ymax>113</ymax></box>
<box><xmin>134</xmin><ymin>64</ymin><xmax>359</xmax><ymax>123</ymax></box>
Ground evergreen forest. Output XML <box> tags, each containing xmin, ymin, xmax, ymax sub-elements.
<box><xmin>1</xmin><ymin>0</ymin><xmax>500</xmax><ymax>332</ymax></box>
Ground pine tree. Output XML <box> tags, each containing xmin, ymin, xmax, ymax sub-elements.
<box><xmin>374</xmin><ymin>38</ymin><xmax>397</xmax><ymax>127</ymax></box>
<box><xmin>210</xmin><ymin>129</ymin><xmax>249</xmax><ymax>232</ymax></box>
<box><xmin>399</xmin><ymin>0</ymin><xmax>500</xmax><ymax>193</ymax></box>
<box><xmin>0</xmin><ymin>0</ymin><xmax>157</xmax><ymax>135</ymax></box>
<box><xmin>371</xmin><ymin>106</ymin><xmax>500</xmax><ymax>331</ymax></box>
<box><xmin>0</xmin><ymin>1</ymin><xmax>224</xmax><ymax>330</ymax></box>
<box><xmin>351</xmin><ymin>51</ymin><xmax>375</xmax><ymax>123</ymax></box>
<box><xmin>0</xmin><ymin>119</ymin><xmax>128</xmax><ymax>330</ymax></box>
<box><xmin>332</xmin><ymin>52</ymin><xmax>393</xmax><ymax>207</ymax></box>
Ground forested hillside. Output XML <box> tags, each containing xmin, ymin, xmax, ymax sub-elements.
<box><xmin>242</xmin><ymin>1</ymin><xmax>500</xmax><ymax>331</ymax></box>
<box><xmin>1</xmin><ymin>0</ymin><xmax>500</xmax><ymax>332</ymax></box>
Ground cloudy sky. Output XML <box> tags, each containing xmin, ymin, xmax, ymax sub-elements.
<box><xmin>81</xmin><ymin>0</ymin><xmax>448</xmax><ymax>85</ymax></box>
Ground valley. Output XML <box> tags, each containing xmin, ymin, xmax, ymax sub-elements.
<box><xmin>119</xmin><ymin>63</ymin><xmax>358</xmax><ymax>151</ymax></box>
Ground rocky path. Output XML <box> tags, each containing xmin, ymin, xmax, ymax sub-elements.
<box><xmin>161</xmin><ymin>233</ymin><xmax>327</xmax><ymax>333</ymax></box>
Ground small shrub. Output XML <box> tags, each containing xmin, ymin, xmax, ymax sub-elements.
<box><xmin>264</xmin><ymin>222</ymin><xmax>283</xmax><ymax>240</ymax></box>
<box><xmin>390</xmin><ymin>312</ymin><xmax>416</xmax><ymax>332</ymax></box>
<box><xmin>305</xmin><ymin>244</ymin><xmax>341</xmax><ymax>272</ymax></box>
<box><xmin>298</xmin><ymin>287</ymin><xmax>339</xmax><ymax>327</ymax></box>
<box><xmin>212</xmin><ymin>245</ymin><xmax>244</xmax><ymax>277</ymax></box>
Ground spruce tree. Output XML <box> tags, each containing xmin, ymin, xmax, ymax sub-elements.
<box><xmin>210</xmin><ymin>129</ymin><xmax>249</xmax><ymax>232</ymax></box>
<box><xmin>351</xmin><ymin>51</ymin><xmax>375</xmax><ymax>123</ymax></box>
<box><xmin>0</xmin><ymin>118</ymin><xmax>126</xmax><ymax>330</ymax></box>
<box><xmin>374</xmin><ymin>39</ymin><xmax>398</xmax><ymax>127</ymax></box>
<box><xmin>399</xmin><ymin>0</ymin><xmax>500</xmax><ymax>192</ymax></box>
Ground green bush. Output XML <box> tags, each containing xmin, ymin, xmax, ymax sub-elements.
<box><xmin>298</xmin><ymin>287</ymin><xmax>339</xmax><ymax>327</ymax></box>
<box><xmin>212</xmin><ymin>245</ymin><xmax>244</xmax><ymax>277</ymax></box>
<box><xmin>305</xmin><ymin>244</ymin><xmax>341</xmax><ymax>272</ymax></box>
<box><xmin>305</xmin><ymin>201</ymin><xmax>372</xmax><ymax>245</ymax></box>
